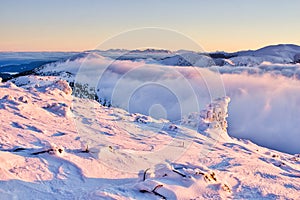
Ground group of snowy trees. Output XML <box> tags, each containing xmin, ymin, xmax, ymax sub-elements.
<box><xmin>200</xmin><ymin>97</ymin><xmax>230</xmax><ymax>132</ymax></box>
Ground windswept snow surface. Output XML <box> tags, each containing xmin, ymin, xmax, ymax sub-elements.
<box><xmin>0</xmin><ymin>77</ymin><xmax>300</xmax><ymax>199</ymax></box>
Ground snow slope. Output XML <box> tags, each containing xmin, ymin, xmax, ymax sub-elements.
<box><xmin>239</xmin><ymin>44</ymin><xmax>300</xmax><ymax>61</ymax></box>
<box><xmin>0</xmin><ymin>77</ymin><xmax>300</xmax><ymax>199</ymax></box>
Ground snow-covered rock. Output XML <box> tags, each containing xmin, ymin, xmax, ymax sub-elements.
<box><xmin>201</xmin><ymin>96</ymin><xmax>230</xmax><ymax>131</ymax></box>
<box><xmin>181</xmin><ymin>96</ymin><xmax>230</xmax><ymax>133</ymax></box>
<box><xmin>43</xmin><ymin>102</ymin><xmax>71</xmax><ymax>117</ymax></box>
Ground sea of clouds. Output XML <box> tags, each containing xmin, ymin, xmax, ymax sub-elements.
<box><xmin>43</xmin><ymin>55</ymin><xmax>300</xmax><ymax>154</ymax></box>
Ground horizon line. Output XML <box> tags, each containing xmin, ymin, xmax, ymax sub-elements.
<box><xmin>0</xmin><ymin>43</ymin><xmax>299</xmax><ymax>54</ymax></box>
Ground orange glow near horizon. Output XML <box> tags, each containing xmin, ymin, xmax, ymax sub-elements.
<box><xmin>1</xmin><ymin>39</ymin><xmax>300</xmax><ymax>53</ymax></box>
<box><xmin>1</xmin><ymin>0</ymin><xmax>300</xmax><ymax>53</ymax></box>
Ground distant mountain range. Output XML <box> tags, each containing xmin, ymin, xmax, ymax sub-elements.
<box><xmin>67</xmin><ymin>44</ymin><xmax>300</xmax><ymax>68</ymax></box>
<box><xmin>1</xmin><ymin>44</ymin><xmax>300</xmax><ymax>81</ymax></box>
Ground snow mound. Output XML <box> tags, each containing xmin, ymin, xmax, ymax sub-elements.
<box><xmin>43</xmin><ymin>102</ymin><xmax>71</xmax><ymax>117</ymax></box>
<box><xmin>11</xmin><ymin>76</ymin><xmax>72</xmax><ymax>95</ymax></box>
<box><xmin>53</xmin><ymin>80</ymin><xmax>72</xmax><ymax>95</ymax></box>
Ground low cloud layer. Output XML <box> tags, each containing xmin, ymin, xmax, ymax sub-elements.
<box><xmin>223</xmin><ymin>73</ymin><xmax>300</xmax><ymax>154</ymax></box>
<box><xmin>65</xmin><ymin>56</ymin><xmax>225</xmax><ymax>121</ymax></box>
<box><xmin>43</xmin><ymin>56</ymin><xmax>300</xmax><ymax>154</ymax></box>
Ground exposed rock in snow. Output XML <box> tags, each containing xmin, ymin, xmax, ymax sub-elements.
<box><xmin>133</xmin><ymin>113</ymin><xmax>152</xmax><ymax>124</ymax></box>
<box><xmin>32</xmin><ymin>143</ymin><xmax>65</xmax><ymax>156</ymax></box>
<box><xmin>18</xmin><ymin>96</ymin><xmax>30</xmax><ymax>104</ymax></box>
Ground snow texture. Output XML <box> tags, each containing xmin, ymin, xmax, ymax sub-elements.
<box><xmin>0</xmin><ymin>76</ymin><xmax>299</xmax><ymax>199</ymax></box>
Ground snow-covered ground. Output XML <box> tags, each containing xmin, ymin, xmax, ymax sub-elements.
<box><xmin>1</xmin><ymin>44</ymin><xmax>300</xmax><ymax>199</ymax></box>
<box><xmin>0</xmin><ymin>77</ymin><xmax>300</xmax><ymax>199</ymax></box>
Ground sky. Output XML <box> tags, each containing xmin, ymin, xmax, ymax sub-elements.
<box><xmin>1</xmin><ymin>0</ymin><xmax>300</xmax><ymax>52</ymax></box>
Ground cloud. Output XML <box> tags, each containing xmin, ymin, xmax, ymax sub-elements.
<box><xmin>223</xmin><ymin>73</ymin><xmax>300</xmax><ymax>154</ymax></box>
<box><xmin>46</xmin><ymin>55</ymin><xmax>300</xmax><ymax>154</ymax></box>
<box><xmin>93</xmin><ymin>60</ymin><xmax>223</xmax><ymax>121</ymax></box>
<box><xmin>91</xmin><ymin>59</ymin><xmax>300</xmax><ymax>154</ymax></box>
